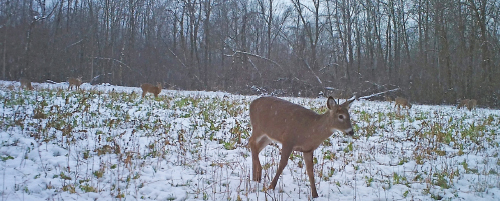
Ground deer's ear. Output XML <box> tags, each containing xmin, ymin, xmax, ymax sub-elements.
<box><xmin>327</xmin><ymin>96</ymin><xmax>338</xmax><ymax>109</ymax></box>
<box><xmin>341</xmin><ymin>98</ymin><xmax>355</xmax><ymax>109</ymax></box>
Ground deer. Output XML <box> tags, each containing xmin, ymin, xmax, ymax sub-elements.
<box><xmin>249</xmin><ymin>96</ymin><xmax>355</xmax><ymax>198</ymax></box>
<box><xmin>68</xmin><ymin>77</ymin><xmax>83</xmax><ymax>90</ymax></box>
<box><xmin>385</xmin><ymin>95</ymin><xmax>393</xmax><ymax>103</ymax></box>
<box><xmin>466</xmin><ymin>99</ymin><xmax>477</xmax><ymax>111</ymax></box>
<box><xmin>394</xmin><ymin>97</ymin><xmax>412</xmax><ymax>109</ymax></box>
<box><xmin>19</xmin><ymin>77</ymin><xmax>34</xmax><ymax>90</ymax></box>
<box><xmin>457</xmin><ymin>99</ymin><xmax>470</xmax><ymax>109</ymax></box>
<box><xmin>141</xmin><ymin>82</ymin><xmax>162</xmax><ymax>98</ymax></box>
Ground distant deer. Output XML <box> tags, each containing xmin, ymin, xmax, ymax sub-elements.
<box><xmin>19</xmin><ymin>77</ymin><xmax>34</xmax><ymax>90</ymax></box>
<box><xmin>68</xmin><ymin>77</ymin><xmax>83</xmax><ymax>90</ymax></box>
<box><xmin>466</xmin><ymin>99</ymin><xmax>477</xmax><ymax>111</ymax></box>
<box><xmin>385</xmin><ymin>95</ymin><xmax>393</xmax><ymax>102</ymax></box>
<box><xmin>394</xmin><ymin>97</ymin><xmax>412</xmax><ymax>109</ymax></box>
<box><xmin>141</xmin><ymin>82</ymin><xmax>162</xmax><ymax>98</ymax></box>
<box><xmin>249</xmin><ymin>96</ymin><xmax>355</xmax><ymax>198</ymax></box>
<box><xmin>457</xmin><ymin>99</ymin><xmax>470</xmax><ymax>109</ymax></box>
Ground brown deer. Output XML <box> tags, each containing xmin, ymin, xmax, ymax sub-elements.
<box><xmin>457</xmin><ymin>99</ymin><xmax>470</xmax><ymax>109</ymax></box>
<box><xmin>385</xmin><ymin>95</ymin><xmax>393</xmax><ymax>102</ymax></box>
<box><xmin>394</xmin><ymin>97</ymin><xmax>412</xmax><ymax>109</ymax></box>
<box><xmin>466</xmin><ymin>99</ymin><xmax>477</xmax><ymax>111</ymax></box>
<box><xmin>141</xmin><ymin>82</ymin><xmax>162</xmax><ymax>98</ymax></box>
<box><xmin>19</xmin><ymin>78</ymin><xmax>34</xmax><ymax>90</ymax></box>
<box><xmin>68</xmin><ymin>77</ymin><xmax>83</xmax><ymax>90</ymax></box>
<box><xmin>249</xmin><ymin>96</ymin><xmax>355</xmax><ymax>198</ymax></box>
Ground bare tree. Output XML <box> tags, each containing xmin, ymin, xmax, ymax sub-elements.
<box><xmin>0</xmin><ymin>0</ymin><xmax>499</xmax><ymax>107</ymax></box>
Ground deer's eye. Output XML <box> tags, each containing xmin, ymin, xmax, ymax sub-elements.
<box><xmin>338</xmin><ymin>115</ymin><xmax>344</xmax><ymax>120</ymax></box>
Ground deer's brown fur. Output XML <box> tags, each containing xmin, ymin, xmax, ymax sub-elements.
<box><xmin>385</xmin><ymin>95</ymin><xmax>393</xmax><ymax>102</ymax></box>
<box><xmin>68</xmin><ymin>77</ymin><xmax>83</xmax><ymax>90</ymax></box>
<box><xmin>457</xmin><ymin>99</ymin><xmax>470</xmax><ymax>109</ymax></box>
<box><xmin>19</xmin><ymin>78</ymin><xmax>33</xmax><ymax>90</ymax></box>
<box><xmin>249</xmin><ymin>96</ymin><xmax>354</xmax><ymax>198</ymax></box>
<box><xmin>394</xmin><ymin>97</ymin><xmax>412</xmax><ymax>109</ymax></box>
<box><xmin>141</xmin><ymin>83</ymin><xmax>162</xmax><ymax>98</ymax></box>
<box><xmin>467</xmin><ymin>99</ymin><xmax>477</xmax><ymax>111</ymax></box>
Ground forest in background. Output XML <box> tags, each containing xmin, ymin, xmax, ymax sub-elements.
<box><xmin>1</xmin><ymin>0</ymin><xmax>499</xmax><ymax>107</ymax></box>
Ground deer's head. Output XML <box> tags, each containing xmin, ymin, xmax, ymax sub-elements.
<box><xmin>327</xmin><ymin>96</ymin><xmax>355</xmax><ymax>136</ymax></box>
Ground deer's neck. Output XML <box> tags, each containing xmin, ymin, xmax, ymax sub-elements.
<box><xmin>311</xmin><ymin>112</ymin><xmax>336</xmax><ymax>141</ymax></box>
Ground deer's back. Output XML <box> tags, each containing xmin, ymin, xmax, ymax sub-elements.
<box><xmin>69</xmin><ymin>78</ymin><xmax>82</xmax><ymax>85</ymax></box>
<box><xmin>19</xmin><ymin>78</ymin><xmax>33</xmax><ymax>89</ymax></box>
<box><xmin>250</xmin><ymin>97</ymin><xmax>319</xmax><ymax>137</ymax></box>
<box><xmin>141</xmin><ymin>83</ymin><xmax>153</xmax><ymax>91</ymax></box>
<box><xmin>395</xmin><ymin>97</ymin><xmax>408</xmax><ymax>105</ymax></box>
<box><xmin>467</xmin><ymin>99</ymin><xmax>477</xmax><ymax>110</ymax></box>
<box><xmin>20</xmin><ymin>78</ymin><xmax>31</xmax><ymax>85</ymax></box>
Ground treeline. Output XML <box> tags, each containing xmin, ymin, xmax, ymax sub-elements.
<box><xmin>1</xmin><ymin>0</ymin><xmax>499</xmax><ymax>107</ymax></box>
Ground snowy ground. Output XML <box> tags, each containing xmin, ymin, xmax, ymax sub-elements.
<box><xmin>0</xmin><ymin>80</ymin><xmax>499</xmax><ymax>201</ymax></box>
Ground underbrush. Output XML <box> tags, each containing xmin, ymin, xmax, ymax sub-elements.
<box><xmin>0</xmin><ymin>82</ymin><xmax>499</xmax><ymax>200</ymax></box>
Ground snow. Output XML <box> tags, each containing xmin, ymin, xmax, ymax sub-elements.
<box><xmin>0</xmin><ymin>80</ymin><xmax>500</xmax><ymax>200</ymax></box>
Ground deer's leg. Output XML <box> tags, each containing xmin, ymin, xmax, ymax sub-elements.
<box><xmin>269</xmin><ymin>145</ymin><xmax>293</xmax><ymax>190</ymax></box>
<box><xmin>249</xmin><ymin>133</ymin><xmax>270</xmax><ymax>182</ymax></box>
<box><xmin>304</xmin><ymin>151</ymin><xmax>318</xmax><ymax>198</ymax></box>
<box><xmin>249</xmin><ymin>133</ymin><xmax>260</xmax><ymax>181</ymax></box>
<box><xmin>142</xmin><ymin>91</ymin><xmax>146</xmax><ymax>98</ymax></box>
<box><xmin>255</xmin><ymin>136</ymin><xmax>271</xmax><ymax>180</ymax></box>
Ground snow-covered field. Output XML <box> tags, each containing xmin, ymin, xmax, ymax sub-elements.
<box><xmin>1</xmin><ymin>80</ymin><xmax>499</xmax><ymax>201</ymax></box>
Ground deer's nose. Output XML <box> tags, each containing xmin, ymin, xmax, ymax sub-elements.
<box><xmin>345</xmin><ymin>128</ymin><xmax>354</xmax><ymax>136</ymax></box>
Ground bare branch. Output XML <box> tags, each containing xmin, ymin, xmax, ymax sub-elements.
<box><xmin>303</xmin><ymin>59</ymin><xmax>322</xmax><ymax>84</ymax></box>
<box><xmin>358</xmin><ymin>88</ymin><xmax>400</xmax><ymax>100</ymax></box>
<box><xmin>224</xmin><ymin>50</ymin><xmax>285</xmax><ymax>72</ymax></box>
<box><xmin>247</xmin><ymin>57</ymin><xmax>262</xmax><ymax>81</ymax></box>
<box><xmin>88</xmin><ymin>57</ymin><xmax>144</xmax><ymax>78</ymax></box>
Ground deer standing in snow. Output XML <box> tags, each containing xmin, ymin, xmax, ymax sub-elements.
<box><xmin>466</xmin><ymin>99</ymin><xmax>477</xmax><ymax>111</ymax></box>
<box><xmin>457</xmin><ymin>99</ymin><xmax>470</xmax><ymax>109</ymax></box>
<box><xmin>385</xmin><ymin>95</ymin><xmax>393</xmax><ymax>102</ymax></box>
<box><xmin>394</xmin><ymin>97</ymin><xmax>412</xmax><ymax>109</ymax></box>
<box><xmin>249</xmin><ymin>96</ymin><xmax>355</xmax><ymax>198</ymax></box>
<box><xmin>19</xmin><ymin>78</ymin><xmax>34</xmax><ymax>90</ymax></box>
<box><xmin>68</xmin><ymin>77</ymin><xmax>83</xmax><ymax>90</ymax></box>
<box><xmin>141</xmin><ymin>83</ymin><xmax>162</xmax><ymax>98</ymax></box>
